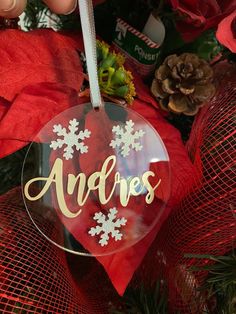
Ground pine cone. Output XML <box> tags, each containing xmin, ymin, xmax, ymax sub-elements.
<box><xmin>151</xmin><ymin>53</ymin><xmax>216</xmax><ymax>116</ymax></box>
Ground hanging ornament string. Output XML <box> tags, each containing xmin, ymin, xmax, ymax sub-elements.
<box><xmin>78</xmin><ymin>0</ymin><xmax>102</xmax><ymax>109</ymax></box>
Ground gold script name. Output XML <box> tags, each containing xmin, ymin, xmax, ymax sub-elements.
<box><xmin>24</xmin><ymin>155</ymin><xmax>161</xmax><ymax>218</ymax></box>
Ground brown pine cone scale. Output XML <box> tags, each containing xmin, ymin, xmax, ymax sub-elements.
<box><xmin>151</xmin><ymin>53</ymin><xmax>216</xmax><ymax>116</ymax></box>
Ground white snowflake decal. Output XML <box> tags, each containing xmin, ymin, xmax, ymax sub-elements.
<box><xmin>50</xmin><ymin>119</ymin><xmax>91</xmax><ymax>160</ymax></box>
<box><xmin>110</xmin><ymin>119</ymin><xmax>145</xmax><ymax>157</ymax></box>
<box><xmin>88</xmin><ymin>208</ymin><xmax>127</xmax><ymax>247</ymax></box>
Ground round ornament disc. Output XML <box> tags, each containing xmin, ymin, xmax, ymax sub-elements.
<box><xmin>22</xmin><ymin>102</ymin><xmax>170</xmax><ymax>256</ymax></box>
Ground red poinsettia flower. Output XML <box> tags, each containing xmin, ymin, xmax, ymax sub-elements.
<box><xmin>216</xmin><ymin>11</ymin><xmax>236</xmax><ymax>53</ymax></box>
<box><xmin>170</xmin><ymin>0</ymin><xmax>236</xmax><ymax>42</ymax></box>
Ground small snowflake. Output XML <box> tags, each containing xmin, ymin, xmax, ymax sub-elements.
<box><xmin>88</xmin><ymin>208</ymin><xmax>127</xmax><ymax>247</ymax></box>
<box><xmin>50</xmin><ymin>119</ymin><xmax>91</xmax><ymax>160</ymax></box>
<box><xmin>110</xmin><ymin>119</ymin><xmax>145</xmax><ymax>157</ymax></box>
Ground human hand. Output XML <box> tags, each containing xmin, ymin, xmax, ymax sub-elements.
<box><xmin>0</xmin><ymin>0</ymin><xmax>105</xmax><ymax>18</ymax></box>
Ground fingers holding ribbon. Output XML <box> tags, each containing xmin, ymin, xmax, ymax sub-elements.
<box><xmin>0</xmin><ymin>0</ymin><xmax>78</xmax><ymax>18</ymax></box>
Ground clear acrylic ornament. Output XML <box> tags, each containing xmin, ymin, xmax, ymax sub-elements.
<box><xmin>22</xmin><ymin>0</ymin><xmax>170</xmax><ymax>257</ymax></box>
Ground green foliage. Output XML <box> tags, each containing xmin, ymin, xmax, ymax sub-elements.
<box><xmin>189</xmin><ymin>31</ymin><xmax>223</xmax><ymax>61</ymax></box>
<box><xmin>186</xmin><ymin>253</ymin><xmax>236</xmax><ymax>314</ymax></box>
<box><xmin>23</xmin><ymin>0</ymin><xmax>48</xmax><ymax>30</ymax></box>
<box><xmin>97</xmin><ymin>40</ymin><xmax>136</xmax><ymax>103</ymax></box>
<box><xmin>23</xmin><ymin>0</ymin><xmax>80</xmax><ymax>31</ymax></box>
<box><xmin>110</xmin><ymin>280</ymin><xmax>168</xmax><ymax>314</ymax></box>
<box><xmin>166</xmin><ymin>113</ymin><xmax>194</xmax><ymax>143</ymax></box>
<box><xmin>159</xmin><ymin>16</ymin><xmax>222</xmax><ymax>64</ymax></box>
<box><xmin>0</xmin><ymin>146</ymin><xmax>29</xmax><ymax>195</ymax></box>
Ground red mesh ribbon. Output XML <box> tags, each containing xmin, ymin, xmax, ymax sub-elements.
<box><xmin>0</xmin><ymin>29</ymin><xmax>196</xmax><ymax>296</ymax></box>
<box><xmin>136</xmin><ymin>63</ymin><xmax>236</xmax><ymax>313</ymax></box>
<box><xmin>0</xmin><ymin>187</ymin><xmax>121</xmax><ymax>313</ymax></box>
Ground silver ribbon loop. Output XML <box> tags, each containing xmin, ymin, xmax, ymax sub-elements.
<box><xmin>78</xmin><ymin>0</ymin><xmax>102</xmax><ymax>109</ymax></box>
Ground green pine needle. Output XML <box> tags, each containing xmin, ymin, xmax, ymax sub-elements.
<box><xmin>186</xmin><ymin>252</ymin><xmax>236</xmax><ymax>314</ymax></box>
<box><xmin>110</xmin><ymin>280</ymin><xmax>169</xmax><ymax>314</ymax></box>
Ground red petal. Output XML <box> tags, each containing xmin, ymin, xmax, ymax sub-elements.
<box><xmin>216</xmin><ymin>11</ymin><xmax>236</xmax><ymax>53</ymax></box>
<box><xmin>0</xmin><ymin>82</ymin><xmax>86</xmax><ymax>158</ymax></box>
<box><xmin>169</xmin><ymin>0</ymin><xmax>236</xmax><ymax>42</ymax></box>
<box><xmin>0</xmin><ymin>29</ymin><xmax>84</xmax><ymax>101</ymax></box>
